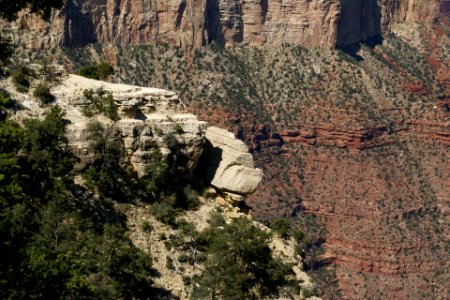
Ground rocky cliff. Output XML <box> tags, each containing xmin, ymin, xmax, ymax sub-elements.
<box><xmin>6</xmin><ymin>73</ymin><xmax>263</xmax><ymax>198</ymax></box>
<box><xmin>2</xmin><ymin>1</ymin><xmax>449</xmax><ymax>299</ymax></box>
<box><xmin>1</xmin><ymin>72</ymin><xmax>325</xmax><ymax>299</ymax></box>
<box><xmin>50</xmin><ymin>74</ymin><xmax>207</xmax><ymax>178</ymax></box>
<box><xmin>59</xmin><ymin>27</ymin><xmax>447</xmax><ymax>298</ymax></box>
<box><xmin>3</xmin><ymin>0</ymin><xmax>445</xmax><ymax>49</ymax></box>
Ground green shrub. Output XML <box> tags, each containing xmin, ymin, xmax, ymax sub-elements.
<box><xmin>181</xmin><ymin>185</ymin><xmax>199</xmax><ymax>210</ymax></box>
<box><xmin>182</xmin><ymin>275</ymin><xmax>192</xmax><ymax>285</ymax></box>
<box><xmin>141</xmin><ymin>221</ymin><xmax>154</xmax><ymax>233</ymax></box>
<box><xmin>166</xmin><ymin>256</ymin><xmax>175</xmax><ymax>271</ymax></box>
<box><xmin>270</xmin><ymin>218</ymin><xmax>291</xmax><ymax>238</ymax></box>
<box><xmin>302</xmin><ymin>286</ymin><xmax>318</xmax><ymax>298</ymax></box>
<box><xmin>178</xmin><ymin>254</ymin><xmax>188</xmax><ymax>263</ymax></box>
<box><xmin>82</xmin><ymin>121</ymin><xmax>132</xmax><ymax>200</ymax></box>
<box><xmin>101</xmin><ymin>93</ymin><xmax>118</xmax><ymax>120</ymax></box>
<box><xmin>33</xmin><ymin>83</ymin><xmax>53</xmax><ymax>104</ymax></box>
<box><xmin>292</xmin><ymin>229</ymin><xmax>307</xmax><ymax>243</ymax></box>
<box><xmin>0</xmin><ymin>91</ymin><xmax>13</xmax><ymax>107</ymax></box>
<box><xmin>0</xmin><ymin>34</ymin><xmax>13</xmax><ymax>66</ymax></box>
<box><xmin>77</xmin><ymin>62</ymin><xmax>114</xmax><ymax>80</ymax></box>
<box><xmin>83</xmin><ymin>88</ymin><xmax>94</xmax><ymax>99</ymax></box>
<box><xmin>175</xmin><ymin>123</ymin><xmax>184</xmax><ymax>134</ymax></box>
<box><xmin>12</xmin><ymin>68</ymin><xmax>30</xmax><ymax>92</ymax></box>
<box><xmin>176</xmin><ymin>219</ymin><xmax>196</xmax><ymax>235</ymax></box>
<box><xmin>193</xmin><ymin>216</ymin><xmax>293</xmax><ymax>299</ymax></box>
<box><xmin>151</xmin><ymin>202</ymin><xmax>176</xmax><ymax>226</ymax></box>
<box><xmin>81</xmin><ymin>89</ymin><xmax>118</xmax><ymax>120</ymax></box>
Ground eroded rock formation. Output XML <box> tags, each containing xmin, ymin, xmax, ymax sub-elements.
<box><xmin>3</xmin><ymin>0</ymin><xmax>444</xmax><ymax>49</ymax></box>
<box><xmin>199</xmin><ymin>126</ymin><xmax>263</xmax><ymax>195</ymax></box>
<box><xmin>53</xmin><ymin>75</ymin><xmax>262</xmax><ymax>195</ymax></box>
<box><xmin>53</xmin><ymin>75</ymin><xmax>207</xmax><ymax>177</ymax></box>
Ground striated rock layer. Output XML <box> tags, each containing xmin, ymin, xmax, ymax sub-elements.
<box><xmin>53</xmin><ymin>75</ymin><xmax>263</xmax><ymax>195</ymax></box>
<box><xmin>3</xmin><ymin>0</ymin><xmax>445</xmax><ymax>48</ymax></box>
<box><xmin>55</xmin><ymin>75</ymin><xmax>208</xmax><ymax>177</ymax></box>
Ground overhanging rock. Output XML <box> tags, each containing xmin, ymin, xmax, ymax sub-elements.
<box><xmin>200</xmin><ymin>126</ymin><xmax>263</xmax><ymax>195</ymax></box>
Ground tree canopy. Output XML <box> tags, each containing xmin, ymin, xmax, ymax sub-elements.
<box><xmin>0</xmin><ymin>107</ymin><xmax>157</xmax><ymax>299</ymax></box>
<box><xmin>192</xmin><ymin>215</ymin><xmax>294</xmax><ymax>299</ymax></box>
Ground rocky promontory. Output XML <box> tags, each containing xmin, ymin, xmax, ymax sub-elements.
<box><xmin>50</xmin><ymin>74</ymin><xmax>263</xmax><ymax>196</ymax></box>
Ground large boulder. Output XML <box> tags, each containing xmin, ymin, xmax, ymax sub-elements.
<box><xmin>199</xmin><ymin>126</ymin><xmax>263</xmax><ymax>195</ymax></box>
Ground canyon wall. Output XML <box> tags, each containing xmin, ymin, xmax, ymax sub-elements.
<box><xmin>336</xmin><ymin>0</ymin><xmax>441</xmax><ymax>45</ymax></box>
<box><xmin>6</xmin><ymin>0</ymin><xmax>444</xmax><ymax>49</ymax></box>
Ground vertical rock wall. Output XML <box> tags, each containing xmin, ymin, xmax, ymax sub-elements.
<box><xmin>3</xmin><ymin>0</ymin><xmax>444</xmax><ymax>49</ymax></box>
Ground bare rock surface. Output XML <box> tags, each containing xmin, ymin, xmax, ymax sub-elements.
<box><xmin>201</xmin><ymin>126</ymin><xmax>263</xmax><ymax>195</ymax></box>
<box><xmin>52</xmin><ymin>74</ymin><xmax>185</xmax><ymax>115</ymax></box>
<box><xmin>51</xmin><ymin>74</ymin><xmax>208</xmax><ymax>176</ymax></box>
<box><xmin>2</xmin><ymin>0</ymin><xmax>443</xmax><ymax>48</ymax></box>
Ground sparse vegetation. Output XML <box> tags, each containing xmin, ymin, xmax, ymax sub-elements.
<box><xmin>1</xmin><ymin>18</ymin><xmax>448</xmax><ymax>299</ymax></box>
<box><xmin>0</xmin><ymin>90</ymin><xmax>13</xmax><ymax>107</ymax></box>
<box><xmin>270</xmin><ymin>217</ymin><xmax>291</xmax><ymax>238</ymax></box>
<box><xmin>192</xmin><ymin>216</ymin><xmax>295</xmax><ymax>299</ymax></box>
<box><xmin>0</xmin><ymin>107</ymin><xmax>156</xmax><ymax>299</ymax></box>
<box><xmin>141</xmin><ymin>221</ymin><xmax>154</xmax><ymax>233</ymax></box>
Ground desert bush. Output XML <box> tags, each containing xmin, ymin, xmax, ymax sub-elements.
<box><xmin>270</xmin><ymin>218</ymin><xmax>291</xmax><ymax>238</ymax></box>
<box><xmin>12</xmin><ymin>68</ymin><xmax>30</xmax><ymax>92</ymax></box>
<box><xmin>175</xmin><ymin>123</ymin><xmax>184</xmax><ymax>134</ymax></box>
<box><xmin>81</xmin><ymin>89</ymin><xmax>118</xmax><ymax>120</ymax></box>
<box><xmin>182</xmin><ymin>275</ymin><xmax>192</xmax><ymax>285</ymax></box>
<box><xmin>166</xmin><ymin>256</ymin><xmax>175</xmax><ymax>271</ymax></box>
<box><xmin>141</xmin><ymin>221</ymin><xmax>154</xmax><ymax>233</ymax></box>
<box><xmin>193</xmin><ymin>216</ymin><xmax>294</xmax><ymax>299</ymax></box>
<box><xmin>77</xmin><ymin>62</ymin><xmax>114</xmax><ymax>80</ymax></box>
<box><xmin>0</xmin><ymin>33</ymin><xmax>13</xmax><ymax>66</ymax></box>
<box><xmin>33</xmin><ymin>83</ymin><xmax>53</xmax><ymax>104</ymax></box>
<box><xmin>0</xmin><ymin>91</ymin><xmax>13</xmax><ymax>107</ymax></box>
<box><xmin>151</xmin><ymin>202</ymin><xmax>176</xmax><ymax>226</ymax></box>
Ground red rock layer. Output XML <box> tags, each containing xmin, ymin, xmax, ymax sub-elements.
<box><xmin>2</xmin><ymin>0</ymin><xmax>444</xmax><ymax>49</ymax></box>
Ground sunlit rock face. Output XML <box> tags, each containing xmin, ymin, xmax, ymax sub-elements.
<box><xmin>56</xmin><ymin>75</ymin><xmax>262</xmax><ymax>195</ymax></box>
<box><xmin>5</xmin><ymin>0</ymin><xmax>442</xmax><ymax>49</ymax></box>
<box><xmin>56</xmin><ymin>74</ymin><xmax>207</xmax><ymax>177</ymax></box>
<box><xmin>200</xmin><ymin>126</ymin><xmax>263</xmax><ymax>196</ymax></box>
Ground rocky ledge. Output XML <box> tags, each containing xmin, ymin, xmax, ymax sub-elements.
<box><xmin>52</xmin><ymin>75</ymin><xmax>262</xmax><ymax>196</ymax></box>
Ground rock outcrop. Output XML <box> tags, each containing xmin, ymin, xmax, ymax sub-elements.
<box><xmin>199</xmin><ymin>126</ymin><xmax>263</xmax><ymax>195</ymax></box>
<box><xmin>53</xmin><ymin>74</ymin><xmax>207</xmax><ymax>176</ymax></box>
<box><xmin>53</xmin><ymin>75</ymin><xmax>263</xmax><ymax>193</ymax></box>
<box><xmin>2</xmin><ymin>0</ymin><xmax>444</xmax><ymax>49</ymax></box>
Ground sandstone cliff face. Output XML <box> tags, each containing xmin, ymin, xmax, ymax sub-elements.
<box><xmin>87</xmin><ymin>30</ymin><xmax>446</xmax><ymax>298</ymax></box>
<box><xmin>336</xmin><ymin>0</ymin><xmax>442</xmax><ymax>46</ymax></box>
<box><xmin>4</xmin><ymin>0</ymin><xmax>444</xmax><ymax>49</ymax></box>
